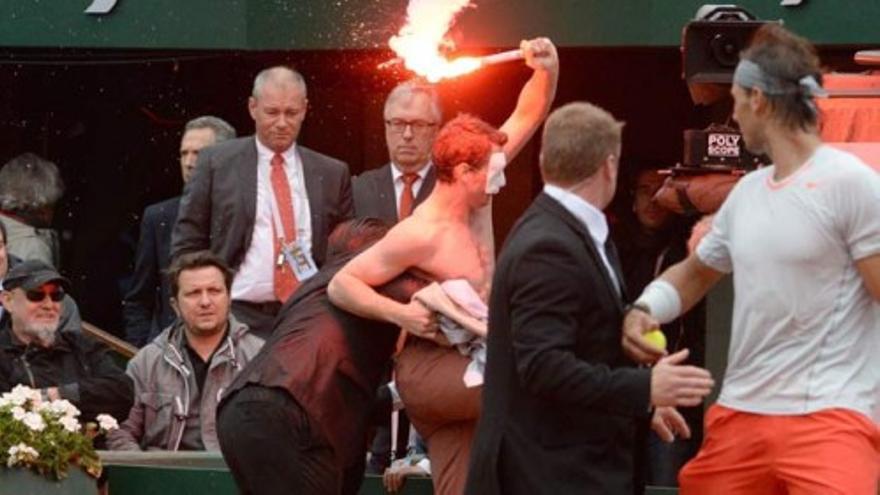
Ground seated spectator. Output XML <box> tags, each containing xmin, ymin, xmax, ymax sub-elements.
<box><xmin>0</xmin><ymin>153</ymin><xmax>65</xmax><ymax>268</ymax></box>
<box><xmin>0</xmin><ymin>218</ymin><xmax>82</xmax><ymax>333</ymax></box>
<box><xmin>0</xmin><ymin>259</ymin><xmax>132</xmax><ymax>423</ymax></box>
<box><xmin>109</xmin><ymin>250</ymin><xmax>263</xmax><ymax>451</ymax></box>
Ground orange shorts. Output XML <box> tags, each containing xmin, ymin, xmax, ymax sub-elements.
<box><xmin>679</xmin><ymin>404</ymin><xmax>880</xmax><ymax>495</ymax></box>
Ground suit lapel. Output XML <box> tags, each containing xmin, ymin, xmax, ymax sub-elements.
<box><xmin>376</xmin><ymin>164</ymin><xmax>399</xmax><ymax>223</ymax></box>
<box><xmin>414</xmin><ymin>165</ymin><xmax>436</xmax><ymax>206</ymax></box>
<box><xmin>299</xmin><ymin>147</ymin><xmax>325</xmax><ymax>245</ymax></box>
<box><xmin>604</xmin><ymin>239</ymin><xmax>628</xmax><ymax>301</ymax></box>
<box><xmin>238</xmin><ymin>139</ymin><xmax>259</xmax><ymax>239</ymax></box>
<box><xmin>536</xmin><ymin>193</ymin><xmax>624</xmax><ymax>310</ymax></box>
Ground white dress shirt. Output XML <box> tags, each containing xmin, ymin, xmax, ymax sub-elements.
<box><xmin>543</xmin><ymin>184</ymin><xmax>621</xmax><ymax>295</ymax></box>
<box><xmin>231</xmin><ymin>139</ymin><xmax>313</xmax><ymax>302</ymax></box>
<box><xmin>390</xmin><ymin>162</ymin><xmax>432</xmax><ymax>217</ymax></box>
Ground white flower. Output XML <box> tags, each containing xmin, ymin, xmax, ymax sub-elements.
<box><xmin>22</xmin><ymin>412</ymin><xmax>46</xmax><ymax>432</ymax></box>
<box><xmin>96</xmin><ymin>414</ymin><xmax>118</xmax><ymax>432</ymax></box>
<box><xmin>59</xmin><ymin>416</ymin><xmax>81</xmax><ymax>433</ymax></box>
<box><xmin>10</xmin><ymin>385</ymin><xmax>41</xmax><ymax>405</ymax></box>
<box><xmin>3</xmin><ymin>389</ymin><xmax>26</xmax><ymax>407</ymax></box>
<box><xmin>11</xmin><ymin>406</ymin><xmax>27</xmax><ymax>421</ymax></box>
<box><xmin>45</xmin><ymin>399</ymin><xmax>80</xmax><ymax>419</ymax></box>
<box><xmin>6</xmin><ymin>443</ymin><xmax>39</xmax><ymax>467</ymax></box>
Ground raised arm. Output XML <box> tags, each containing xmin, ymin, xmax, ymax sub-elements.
<box><xmin>328</xmin><ymin>223</ymin><xmax>437</xmax><ymax>339</ymax></box>
<box><xmin>499</xmin><ymin>37</ymin><xmax>560</xmax><ymax>162</ymax></box>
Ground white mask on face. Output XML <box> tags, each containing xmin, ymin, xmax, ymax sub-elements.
<box><xmin>485</xmin><ymin>152</ymin><xmax>507</xmax><ymax>194</ymax></box>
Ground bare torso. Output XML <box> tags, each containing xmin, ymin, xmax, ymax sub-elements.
<box><xmin>398</xmin><ymin>201</ymin><xmax>494</xmax><ymax>302</ymax></box>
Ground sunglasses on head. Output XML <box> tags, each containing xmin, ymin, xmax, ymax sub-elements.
<box><xmin>24</xmin><ymin>287</ymin><xmax>65</xmax><ymax>303</ymax></box>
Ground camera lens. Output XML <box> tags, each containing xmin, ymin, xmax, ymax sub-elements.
<box><xmin>710</xmin><ymin>34</ymin><xmax>741</xmax><ymax>67</ymax></box>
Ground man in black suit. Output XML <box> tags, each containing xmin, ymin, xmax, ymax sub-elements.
<box><xmin>124</xmin><ymin>116</ymin><xmax>235</xmax><ymax>347</ymax></box>
<box><xmin>172</xmin><ymin>66</ymin><xmax>355</xmax><ymax>338</ymax></box>
<box><xmin>465</xmin><ymin>102</ymin><xmax>714</xmax><ymax>495</ymax></box>
<box><xmin>353</xmin><ymin>81</ymin><xmax>439</xmax><ymax>223</ymax></box>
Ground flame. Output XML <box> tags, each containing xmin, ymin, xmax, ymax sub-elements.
<box><xmin>388</xmin><ymin>0</ymin><xmax>480</xmax><ymax>82</ymax></box>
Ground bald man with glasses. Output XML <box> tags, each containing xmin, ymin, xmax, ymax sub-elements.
<box><xmin>0</xmin><ymin>259</ymin><xmax>132</xmax><ymax>423</ymax></box>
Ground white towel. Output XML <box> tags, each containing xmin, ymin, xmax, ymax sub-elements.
<box><xmin>412</xmin><ymin>280</ymin><xmax>488</xmax><ymax>387</ymax></box>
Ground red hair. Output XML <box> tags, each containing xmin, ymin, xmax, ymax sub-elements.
<box><xmin>431</xmin><ymin>114</ymin><xmax>507</xmax><ymax>183</ymax></box>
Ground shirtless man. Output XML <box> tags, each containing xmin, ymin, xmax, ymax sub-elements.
<box><xmin>328</xmin><ymin>37</ymin><xmax>558</xmax><ymax>495</ymax></box>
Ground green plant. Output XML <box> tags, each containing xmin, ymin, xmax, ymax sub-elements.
<box><xmin>0</xmin><ymin>385</ymin><xmax>118</xmax><ymax>480</ymax></box>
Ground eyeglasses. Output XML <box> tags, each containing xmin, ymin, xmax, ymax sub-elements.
<box><xmin>24</xmin><ymin>288</ymin><xmax>65</xmax><ymax>303</ymax></box>
<box><xmin>384</xmin><ymin>119</ymin><xmax>438</xmax><ymax>135</ymax></box>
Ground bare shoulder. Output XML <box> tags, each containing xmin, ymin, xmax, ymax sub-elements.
<box><xmin>387</xmin><ymin>214</ymin><xmax>443</xmax><ymax>246</ymax></box>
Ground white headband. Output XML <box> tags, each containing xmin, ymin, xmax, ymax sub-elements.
<box><xmin>733</xmin><ymin>59</ymin><xmax>827</xmax><ymax>116</ymax></box>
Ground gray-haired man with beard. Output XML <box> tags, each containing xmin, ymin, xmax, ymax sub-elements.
<box><xmin>0</xmin><ymin>260</ymin><xmax>133</xmax><ymax>423</ymax></box>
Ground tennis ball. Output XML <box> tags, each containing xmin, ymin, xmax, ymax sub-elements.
<box><xmin>643</xmin><ymin>329</ymin><xmax>667</xmax><ymax>351</ymax></box>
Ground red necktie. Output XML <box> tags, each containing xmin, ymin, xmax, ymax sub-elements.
<box><xmin>398</xmin><ymin>173</ymin><xmax>418</xmax><ymax>219</ymax></box>
<box><xmin>270</xmin><ymin>154</ymin><xmax>299</xmax><ymax>302</ymax></box>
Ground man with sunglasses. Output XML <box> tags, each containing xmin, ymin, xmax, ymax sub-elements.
<box><xmin>0</xmin><ymin>259</ymin><xmax>133</xmax><ymax>423</ymax></box>
<box><xmin>0</xmin><ymin>216</ymin><xmax>81</xmax><ymax>332</ymax></box>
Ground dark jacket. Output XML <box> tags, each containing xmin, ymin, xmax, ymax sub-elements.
<box><xmin>171</xmin><ymin>137</ymin><xmax>354</xmax><ymax>270</ymax></box>
<box><xmin>0</xmin><ymin>320</ymin><xmax>133</xmax><ymax>423</ymax></box>
<box><xmin>352</xmin><ymin>163</ymin><xmax>435</xmax><ymax>224</ymax></box>
<box><xmin>123</xmin><ymin>196</ymin><xmax>180</xmax><ymax>347</ymax></box>
<box><xmin>466</xmin><ymin>193</ymin><xmax>652</xmax><ymax>495</ymax></box>
<box><xmin>221</xmin><ymin>256</ymin><xmax>416</xmax><ymax>470</ymax></box>
<box><xmin>1</xmin><ymin>255</ymin><xmax>82</xmax><ymax>335</ymax></box>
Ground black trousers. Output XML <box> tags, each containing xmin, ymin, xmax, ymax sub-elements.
<box><xmin>217</xmin><ymin>385</ymin><xmax>341</xmax><ymax>495</ymax></box>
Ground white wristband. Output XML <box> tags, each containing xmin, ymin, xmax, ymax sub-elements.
<box><xmin>635</xmin><ymin>279</ymin><xmax>682</xmax><ymax>324</ymax></box>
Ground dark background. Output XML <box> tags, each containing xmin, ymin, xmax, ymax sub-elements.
<box><xmin>0</xmin><ymin>45</ymin><xmax>864</xmax><ymax>335</ymax></box>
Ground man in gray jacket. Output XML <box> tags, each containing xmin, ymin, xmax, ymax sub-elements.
<box><xmin>108</xmin><ymin>250</ymin><xmax>263</xmax><ymax>451</ymax></box>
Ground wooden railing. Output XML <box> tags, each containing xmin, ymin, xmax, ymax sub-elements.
<box><xmin>82</xmin><ymin>321</ymin><xmax>137</xmax><ymax>360</ymax></box>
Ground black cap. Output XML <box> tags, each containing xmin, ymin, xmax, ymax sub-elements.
<box><xmin>2</xmin><ymin>260</ymin><xmax>70</xmax><ymax>291</ymax></box>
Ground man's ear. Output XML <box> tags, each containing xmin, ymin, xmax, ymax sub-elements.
<box><xmin>247</xmin><ymin>97</ymin><xmax>258</xmax><ymax>120</ymax></box>
<box><xmin>453</xmin><ymin>162</ymin><xmax>469</xmax><ymax>179</ymax></box>
<box><xmin>0</xmin><ymin>291</ymin><xmax>8</xmax><ymax>309</ymax></box>
<box><xmin>169</xmin><ymin>298</ymin><xmax>180</xmax><ymax>317</ymax></box>
<box><xmin>750</xmin><ymin>88</ymin><xmax>769</xmax><ymax>116</ymax></box>
<box><xmin>604</xmin><ymin>154</ymin><xmax>619</xmax><ymax>183</ymax></box>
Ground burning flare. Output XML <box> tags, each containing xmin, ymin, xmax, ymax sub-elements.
<box><xmin>388</xmin><ymin>0</ymin><xmax>482</xmax><ymax>82</ymax></box>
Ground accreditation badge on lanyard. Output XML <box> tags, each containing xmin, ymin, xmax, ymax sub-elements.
<box><xmin>279</xmin><ymin>236</ymin><xmax>318</xmax><ymax>281</ymax></box>
<box><xmin>270</xmin><ymin>178</ymin><xmax>318</xmax><ymax>283</ymax></box>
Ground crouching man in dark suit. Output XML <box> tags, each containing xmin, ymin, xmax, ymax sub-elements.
<box><xmin>216</xmin><ymin>218</ymin><xmax>427</xmax><ymax>495</ymax></box>
<box><xmin>466</xmin><ymin>102</ymin><xmax>715</xmax><ymax>495</ymax></box>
